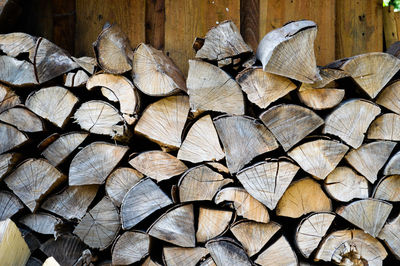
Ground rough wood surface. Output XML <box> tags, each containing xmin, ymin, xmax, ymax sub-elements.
<box><xmin>0</xmin><ymin>219</ymin><xmax>30</xmax><ymax>266</ymax></box>
<box><xmin>163</xmin><ymin>246</ymin><xmax>208</xmax><ymax>266</ymax></box>
<box><xmin>196</xmin><ymin>208</ymin><xmax>233</xmax><ymax>243</ymax></box>
<box><xmin>206</xmin><ymin>237</ymin><xmax>252</xmax><ymax>266</ymax></box>
<box><xmin>373</xmin><ymin>175</ymin><xmax>400</xmax><ymax>201</ymax></box>
<box><xmin>255</xmin><ymin>236</ymin><xmax>298</xmax><ymax>266</ymax></box>
<box><xmin>378</xmin><ymin>213</ymin><xmax>400</xmax><ymax>260</ymax></box>
<box><xmin>112</xmin><ymin>231</ymin><xmax>150</xmax><ymax>265</ymax></box>
<box><xmin>0</xmin><ymin>191</ymin><xmax>23</xmax><ymax>220</ymax></box>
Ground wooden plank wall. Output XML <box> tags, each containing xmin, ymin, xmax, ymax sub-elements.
<box><xmin>4</xmin><ymin>0</ymin><xmax>400</xmax><ymax>75</ymax></box>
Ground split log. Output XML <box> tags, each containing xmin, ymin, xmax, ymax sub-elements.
<box><xmin>196</xmin><ymin>207</ymin><xmax>233</xmax><ymax>243</ymax></box>
<box><xmin>297</xmin><ymin>87</ymin><xmax>345</xmax><ymax>110</ymax></box>
<box><xmin>41</xmin><ymin>132</ymin><xmax>88</xmax><ymax>166</ymax></box>
<box><xmin>69</xmin><ymin>142</ymin><xmax>128</xmax><ymax>185</ymax></box>
<box><xmin>336</xmin><ymin>199</ymin><xmax>392</xmax><ymax>237</ymax></box>
<box><xmin>344</xmin><ymin>141</ymin><xmax>396</xmax><ymax>183</ymax></box>
<box><xmin>367</xmin><ymin>113</ymin><xmax>400</xmax><ymax>141</ymax></box>
<box><xmin>163</xmin><ymin>247</ymin><xmax>209</xmax><ymax>266</ymax></box>
<box><xmin>376</xmin><ymin>80</ymin><xmax>400</xmax><ymax>115</ymax></box>
<box><xmin>260</xmin><ymin>104</ymin><xmax>324</xmax><ymax>151</ymax></box>
<box><xmin>142</xmin><ymin>257</ymin><xmax>162</xmax><ymax>266</ymax></box>
<box><xmin>255</xmin><ymin>236</ymin><xmax>298</xmax><ymax>266</ymax></box>
<box><xmin>187</xmin><ymin>60</ymin><xmax>244</xmax><ymax>115</ymax></box>
<box><xmin>373</xmin><ymin>175</ymin><xmax>400</xmax><ymax>201</ymax></box>
<box><xmin>93</xmin><ymin>24</ymin><xmax>133</xmax><ymax>74</ymax></box>
<box><xmin>199</xmin><ymin>257</ymin><xmax>216</xmax><ymax>266</ymax></box>
<box><xmin>276</xmin><ymin>177</ymin><xmax>332</xmax><ymax>218</ymax></box>
<box><xmin>105</xmin><ymin>167</ymin><xmax>143</xmax><ymax>206</ymax></box>
<box><xmin>0</xmin><ymin>219</ymin><xmax>30</xmax><ymax>266</ymax></box>
<box><xmin>0</xmin><ymin>190</ymin><xmax>23</xmax><ymax>220</ymax></box>
<box><xmin>112</xmin><ymin>231</ymin><xmax>150</xmax><ymax>265</ymax></box>
<box><xmin>134</xmin><ymin>95</ymin><xmax>189</xmax><ymax>150</ymax></box>
<box><xmin>230</xmin><ymin>220</ymin><xmax>281</xmax><ymax>256</ymax></box>
<box><xmin>309</xmin><ymin>67</ymin><xmax>349</xmax><ymax>88</ymax></box>
<box><xmin>287</xmin><ymin>139</ymin><xmax>349</xmax><ymax>180</ymax></box>
<box><xmin>0</xmin><ymin>84</ymin><xmax>20</xmax><ymax>113</ymax></box>
<box><xmin>40</xmin><ymin>235</ymin><xmax>87</xmax><ymax>266</ymax></box>
<box><xmin>324</xmin><ymin>167</ymin><xmax>369</xmax><ymax>202</ymax></box>
<box><xmin>378</xmin><ymin>213</ymin><xmax>400</xmax><ymax>259</ymax></box>
<box><xmin>323</xmin><ymin>99</ymin><xmax>381</xmax><ymax>148</ymax></box>
<box><xmin>178</xmin><ymin>165</ymin><xmax>232</xmax><ymax>202</ymax></box>
<box><xmin>205</xmin><ymin>237</ymin><xmax>252</xmax><ymax>266</ymax></box>
<box><xmin>19</xmin><ymin>213</ymin><xmax>60</xmax><ymax>235</ymax></box>
<box><xmin>64</xmin><ymin>70</ymin><xmax>89</xmax><ymax>88</ymax></box>
<box><xmin>0</xmin><ymin>55</ymin><xmax>37</xmax><ymax>86</ymax></box>
<box><xmin>236</xmin><ymin>67</ymin><xmax>296</xmax><ymax>109</ymax></box>
<box><xmin>0</xmin><ymin>32</ymin><xmax>36</xmax><ymax>60</ymax></box>
<box><xmin>42</xmin><ymin>257</ymin><xmax>60</xmax><ymax>266</ymax></box>
<box><xmin>147</xmin><ymin>204</ymin><xmax>195</xmax><ymax>247</ymax></box>
<box><xmin>236</xmin><ymin>159</ymin><xmax>299</xmax><ymax>210</ymax></box>
<box><xmin>0</xmin><ymin>152</ymin><xmax>21</xmax><ymax>180</ymax></box>
<box><xmin>72</xmin><ymin>56</ymin><xmax>97</xmax><ymax>74</ymax></box>
<box><xmin>86</xmin><ymin>73</ymin><xmax>139</xmax><ymax>124</ymax></box>
<box><xmin>25</xmin><ymin>86</ymin><xmax>78</xmax><ymax>128</ymax></box>
<box><xmin>121</xmin><ymin>178</ymin><xmax>172</xmax><ymax>229</ymax></box>
<box><xmin>73</xmin><ymin>196</ymin><xmax>120</xmax><ymax>250</ymax></box>
<box><xmin>206</xmin><ymin>162</ymin><xmax>229</xmax><ymax>174</ymax></box>
<box><xmin>295</xmin><ymin>212</ymin><xmax>335</xmax><ymax>258</ymax></box>
<box><xmin>384</xmin><ymin>150</ymin><xmax>400</xmax><ymax>175</ymax></box>
<box><xmin>195</xmin><ymin>20</ymin><xmax>252</xmax><ymax>65</ymax></box>
<box><xmin>132</xmin><ymin>43</ymin><xmax>186</xmax><ymax>96</ymax></box>
<box><xmin>0</xmin><ymin>106</ymin><xmax>43</xmax><ymax>132</ymax></box>
<box><xmin>0</xmin><ymin>122</ymin><xmax>28</xmax><ymax>154</ymax></box>
<box><xmin>214</xmin><ymin>187</ymin><xmax>270</xmax><ymax>223</ymax></box>
<box><xmin>213</xmin><ymin>115</ymin><xmax>279</xmax><ymax>173</ymax></box>
<box><xmin>256</xmin><ymin>20</ymin><xmax>320</xmax><ymax>83</ymax></box>
<box><xmin>37</xmin><ymin>133</ymin><xmax>60</xmax><ymax>152</ymax></box>
<box><xmin>4</xmin><ymin>158</ymin><xmax>66</xmax><ymax>212</ymax></box>
<box><xmin>41</xmin><ymin>185</ymin><xmax>99</xmax><ymax>220</ymax></box>
<box><xmin>129</xmin><ymin>150</ymin><xmax>187</xmax><ymax>182</ymax></box>
<box><xmin>315</xmin><ymin>229</ymin><xmax>387</xmax><ymax>265</ymax></box>
<box><xmin>177</xmin><ymin>115</ymin><xmax>225</xmax><ymax>163</ymax></box>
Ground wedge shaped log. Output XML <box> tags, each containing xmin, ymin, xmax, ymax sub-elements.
<box><xmin>19</xmin><ymin>213</ymin><xmax>60</xmax><ymax>235</ymax></box>
<box><xmin>0</xmin><ymin>56</ymin><xmax>37</xmax><ymax>86</ymax></box>
<box><xmin>163</xmin><ymin>247</ymin><xmax>209</xmax><ymax>266</ymax></box>
<box><xmin>0</xmin><ymin>32</ymin><xmax>36</xmax><ymax>59</ymax></box>
<box><xmin>367</xmin><ymin>113</ymin><xmax>400</xmax><ymax>141</ymax></box>
<box><xmin>0</xmin><ymin>190</ymin><xmax>23</xmax><ymax>220</ymax></box>
<box><xmin>0</xmin><ymin>84</ymin><xmax>20</xmax><ymax>113</ymax></box>
<box><xmin>255</xmin><ymin>236</ymin><xmax>298</xmax><ymax>266</ymax></box>
<box><xmin>112</xmin><ymin>231</ymin><xmax>150</xmax><ymax>265</ymax></box>
<box><xmin>373</xmin><ymin>175</ymin><xmax>400</xmax><ymax>201</ymax></box>
<box><xmin>378</xmin><ymin>213</ymin><xmax>400</xmax><ymax>260</ymax></box>
<box><xmin>196</xmin><ymin>207</ymin><xmax>233</xmax><ymax>243</ymax></box>
<box><xmin>376</xmin><ymin>80</ymin><xmax>400</xmax><ymax>114</ymax></box>
<box><xmin>0</xmin><ymin>106</ymin><xmax>43</xmax><ymax>132</ymax></box>
<box><xmin>206</xmin><ymin>237</ymin><xmax>252</xmax><ymax>266</ymax></box>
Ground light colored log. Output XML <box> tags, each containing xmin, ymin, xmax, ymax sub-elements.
<box><xmin>378</xmin><ymin>213</ymin><xmax>400</xmax><ymax>260</ymax></box>
<box><xmin>0</xmin><ymin>32</ymin><xmax>36</xmax><ymax>60</ymax></box>
<box><xmin>0</xmin><ymin>122</ymin><xmax>28</xmax><ymax>154</ymax></box>
<box><xmin>384</xmin><ymin>150</ymin><xmax>400</xmax><ymax>175</ymax></box>
<box><xmin>0</xmin><ymin>191</ymin><xmax>23</xmax><ymax>220</ymax></box>
<box><xmin>112</xmin><ymin>231</ymin><xmax>150</xmax><ymax>265</ymax></box>
<box><xmin>163</xmin><ymin>247</ymin><xmax>209</xmax><ymax>266</ymax></box>
<box><xmin>376</xmin><ymin>80</ymin><xmax>400</xmax><ymax>114</ymax></box>
<box><xmin>367</xmin><ymin>113</ymin><xmax>400</xmax><ymax>141</ymax></box>
<box><xmin>0</xmin><ymin>152</ymin><xmax>21</xmax><ymax>180</ymax></box>
<box><xmin>19</xmin><ymin>213</ymin><xmax>60</xmax><ymax>235</ymax></box>
<box><xmin>0</xmin><ymin>219</ymin><xmax>30</xmax><ymax>266</ymax></box>
<box><xmin>0</xmin><ymin>56</ymin><xmax>37</xmax><ymax>86</ymax></box>
<box><xmin>0</xmin><ymin>84</ymin><xmax>20</xmax><ymax>113</ymax></box>
<box><xmin>206</xmin><ymin>237</ymin><xmax>252</xmax><ymax>266</ymax></box>
<box><xmin>64</xmin><ymin>70</ymin><xmax>89</xmax><ymax>87</ymax></box>
<box><xmin>255</xmin><ymin>236</ymin><xmax>298</xmax><ymax>266</ymax></box>
<box><xmin>373</xmin><ymin>175</ymin><xmax>400</xmax><ymax>201</ymax></box>
<box><xmin>0</xmin><ymin>106</ymin><xmax>43</xmax><ymax>132</ymax></box>
<box><xmin>196</xmin><ymin>207</ymin><xmax>233</xmax><ymax>243</ymax></box>
<box><xmin>297</xmin><ymin>87</ymin><xmax>345</xmax><ymax>110</ymax></box>
<box><xmin>72</xmin><ymin>56</ymin><xmax>96</xmax><ymax>74</ymax></box>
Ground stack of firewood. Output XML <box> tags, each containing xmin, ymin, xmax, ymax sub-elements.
<box><xmin>0</xmin><ymin>19</ymin><xmax>399</xmax><ymax>265</ymax></box>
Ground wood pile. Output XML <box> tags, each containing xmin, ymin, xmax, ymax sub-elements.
<box><xmin>0</xmin><ymin>19</ymin><xmax>400</xmax><ymax>265</ymax></box>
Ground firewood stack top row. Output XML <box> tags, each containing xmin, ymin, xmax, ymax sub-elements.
<box><xmin>0</xmin><ymin>19</ymin><xmax>399</xmax><ymax>265</ymax></box>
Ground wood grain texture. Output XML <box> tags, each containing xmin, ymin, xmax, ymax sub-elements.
<box><xmin>259</xmin><ymin>0</ymin><xmax>335</xmax><ymax>65</ymax></box>
<box><xmin>146</xmin><ymin>0</ymin><xmax>165</xmax><ymax>49</ymax></box>
<box><xmin>165</xmin><ymin>0</ymin><xmax>240</xmax><ymax>75</ymax></box>
<box><xmin>75</xmin><ymin>0</ymin><xmax>145</xmax><ymax>57</ymax></box>
<box><xmin>335</xmin><ymin>0</ymin><xmax>382</xmax><ymax>58</ymax></box>
<box><xmin>240</xmin><ymin>0</ymin><xmax>259</xmax><ymax>50</ymax></box>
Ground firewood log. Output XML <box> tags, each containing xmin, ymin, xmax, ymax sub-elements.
<box><xmin>323</xmin><ymin>99</ymin><xmax>381</xmax><ymax>148</ymax></box>
<box><xmin>19</xmin><ymin>213</ymin><xmax>60</xmax><ymax>235</ymax></box>
<box><xmin>41</xmin><ymin>132</ymin><xmax>88</xmax><ymax>166</ymax></box>
<box><xmin>111</xmin><ymin>231</ymin><xmax>150</xmax><ymax>265</ymax></box>
<box><xmin>297</xmin><ymin>86</ymin><xmax>345</xmax><ymax>110</ymax></box>
<box><xmin>205</xmin><ymin>237</ymin><xmax>252</xmax><ymax>266</ymax></box>
<box><xmin>0</xmin><ymin>106</ymin><xmax>43</xmax><ymax>132</ymax></box>
<box><xmin>93</xmin><ymin>24</ymin><xmax>133</xmax><ymax>74</ymax></box>
<box><xmin>367</xmin><ymin>113</ymin><xmax>400</xmax><ymax>141</ymax></box>
<box><xmin>0</xmin><ymin>32</ymin><xmax>36</xmax><ymax>60</ymax></box>
<box><xmin>256</xmin><ymin>20</ymin><xmax>320</xmax><ymax>83</ymax></box>
<box><xmin>43</xmin><ymin>257</ymin><xmax>60</xmax><ymax>266</ymax></box>
<box><xmin>129</xmin><ymin>150</ymin><xmax>187</xmax><ymax>182</ymax></box>
<box><xmin>373</xmin><ymin>175</ymin><xmax>400</xmax><ymax>201</ymax></box>
<box><xmin>0</xmin><ymin>122</ymin><xmax>28</xmax><ymax>154</ymax></box>
<box><xmin>0</xmin><ymin>152</ymin><xmax>21</xmax><ymax>180</ymax></box>
<box><xmin>384</xmin><ymin>150</ymin><xmax>400</xmax><ymax>175</ymax></box>
<box><xmin>199</xmin><ymin>257</ymin><xmax>216</xmax><ymax>266</ymax></box>
<box><xmin>213</xmin><ymin>115</ymin><xmax>279</xmax><ymax>173</ymax></box>
<box><xmin>276</xmin><ymin>177</ymin><xmax>332</xmax><ymax>218</ymax></box>
<box><xmin>324</xmin><ymin>167</ymin><xmax>369</xmax><ymax>202</ymax></box>
<box><xmin>236</xmin><ymin>67</ymin><xmax>296</xmax><ymax>109</ymax></box>
<box><xmin>73</xmin><ymin>196</ymin><xmax>120</xmax><ymax>249</ymax></box>
<box><xmin>187</xmin><ymin>60</ymin><xmax>245</xmax><ymax>115</ymax></box>
<box><xmin>105</xmin><ymin>167</ymin><xmax>143</xmax><ymax>206</ymax></box>
<box><xmin>195</xmin><ymin>20</ymin><xmax>252</xmax><ymax>66</ymax></box>
<box><xmin>378</xmin><ymin>213</ymin><xmax>400</xmax><ymax>260</ymax></box>
<box><xmin>26</xmin><ymin>86</ymin><xmax>78</xmax><ymax>128</ymax></box>
<box><xmin>86</xmin><ymin>73</ymin><xmax>140</xmax><ymax>124</ymax></box>
<box><xmin>121</xmin><ymin>178</ymin><xmax>172</xmax><ymax>229</ymax></box>
<box><xmin>315</xmin><ymin>229</ymin><xmax>387</xmax><ymax>265</ymax></box>
<box><xmin>0</xmin><ymin>56</ymin><xmax>37</xmax><ymax>86</ymax></box>
<box><xmin>0</xmin><ymin>219</ymin><xmax>30</xmax><ymax>266</ymax></box>
<box><xmin>376</xmin><ymin>80</ymin><xmax>400</xmax><ymax>115</ymax></box>
<box><xmin>132</xmin><ymin>43</ymin><xmax>186</xmax><ymax>96</ymax></box>
<box><xmin>40</xmin><ymin>235</ymin><xmax>87</xmax><ymax>266</ymax></box>
<box><xmin>230</xmin><ymin>220</ymin><xmax>281</xmax><ymax>256</ymax></box>
<box><xmin>177</xmin><ymin>115</ymin><xmax>225</xmax><ymax>163</ymax></box>
<box><xmin>4</xmin><ymin>158</ymin><xmax>66</xmax><ymax>212</ymax></box>
<box><xmin>260</xmin><ymin>104</ymin><xmax>324</xmax><ymax>151</ymax></box>
<box><xmin>163</xmin><ymin>247</ymin><xmax>209</xmax><ymax>266</ymax></box>
<box><xmin>196</xmin><ymin>207</ymin><xmax>233</xmax><ymax>243</ymax></box>
<box><xmin>206</xmin><ymin>162</ymin><xmax>229</xmax><ymax>174</ymax></box>
<box><xmin>215</xmin><ymin>187</ymin><xmax>269</xmax><ymax>223</ymax></box>
<box><xmin>68</xmin><ymin>142</ymin><xmax>128</xmax><ymax>185</ymax></box>
<box><xmin>287</xmin><ymin>139</ymin><xmax>349</xmax><ymax>180</ymax></box>
<box><xmin>336</xmin><ymin>199</ymin><xmax>392</xmax><ymax>237</ymax></box>
<box><xmin>64</xmin><ymin>70</ymin><xmax>89</xmax><ymax>88</ymax></box>
<box><xmin>134</xmin><ymin>95</ymin><xmax>189</xmax><ymax>150</ymax></box>
<box><xmin>41</xmin><ymin>185</ymin><xmax>99</xmax><ymax>220</ymax></box>
<box><xmin>37</xmin><ymin>133</ymin><xmax>60</xmax><ymax>152</ymax></box>
<box><xmin>147</xmin><ymin>204</ymin><xmax>195</xmax><ymax>247</ymax></box>
<box><xmin>344</xmin><ymin>141</ymin><xmax>396</xmax><ymax>183</ymax></box>
<box><xmin>0</xmin><ymin>190</ymin><xmax>23</xmax><ymax>220</ymax></box>
<box><xmin>236</xmin><ymin>159</ymin><xmax>299</xmax><ymax>210</ymax></box>
<box><xmin>295</xmin><ymin>212</ymin><xmax>335</xmax><ymax>258</ymax></box>
<box><xmin>0</xmin><ymin>84</ymin><xmax>20</xmax><ymax>112</ymax></box>
<box><xmin>72</xmin><ymin>56</ymin><xmax>97</xmax><ymax>75</ymax></box>
<box><xmin>310</xmin><ymin>67</ymin><xmax>349</xmax><ymax>88</ymax></box>
<box><xmin>178</xmin><ymin>165</ymin><xmax>232</xmax><ymax>202</ymax></box>
<box><xmin>255</xmin><ymin>236</ymin><xmax>298</xmax><ymax>266</ymax></box>
<box><xmin>142</xmin><ymin>257</ymin><xmax>162</xmax><ymax>266</ymax></box>
<box><xmin>33</xmin><ymin>38</ymin><xmax>79</xmax><ymax>84</ymax></box>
